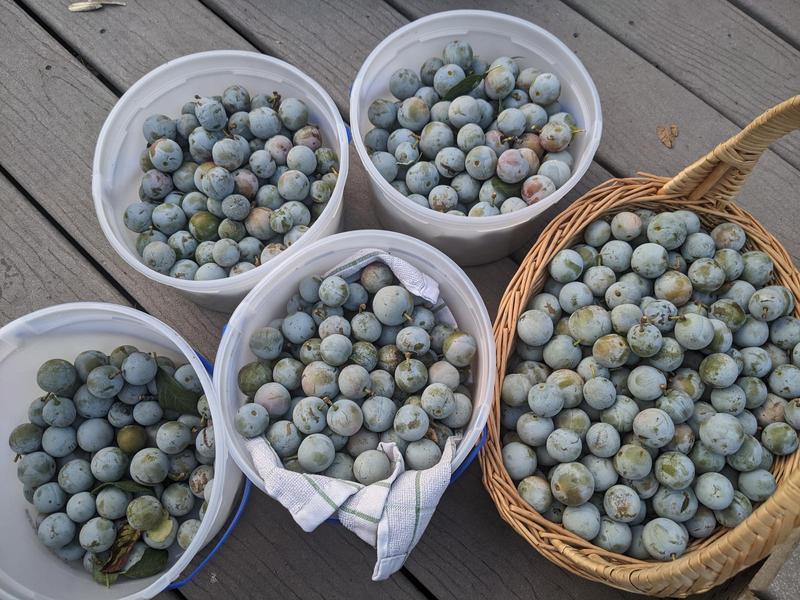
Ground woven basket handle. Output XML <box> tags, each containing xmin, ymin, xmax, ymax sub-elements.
<box><xmin>659</xmin><ymin>95</ymin><xmax>800</xmax><ymax>204</ymax></box>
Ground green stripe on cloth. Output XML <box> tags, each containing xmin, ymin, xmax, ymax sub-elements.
<box><xmin>303</xmin><ymin>474</ymin><xmax>380</xmax><ymax>523</ymax></box>
<box><xmin>339</xmin><ymin>506</ymin><xmax>381</xmax><ymax>524</ymax></box>
<box><xmin>410</xmin><ymin>471</ymin><xmax>421</xmax><ymax>542</ymax></box>
<box><xmin>328</xmin><ymin>251</ymin><xmax>384</xmax><ymax>275</ymax></box>
<box><xmin>302</xmin><ymin>474</ymin><xmax>339</xmax><ymax>511</ymax></box>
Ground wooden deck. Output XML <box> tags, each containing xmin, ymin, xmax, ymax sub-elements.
<box><xmin>1</xmin><ymin>0</ymin><xmax>798</xmax><ymax>597</ymax></box>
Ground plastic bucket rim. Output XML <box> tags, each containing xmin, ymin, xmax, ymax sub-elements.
<box><xmin>0</xmin><ymin>301</ymin><xmax>240</xmax><ymax>600</ymax></box>
<box><xmin>214</xmin><ymin>229</ymin><xmax>496</xmax><ymax>493</ymax></box>
<box><xmin>349</xmin><ymin>9</ymin><xmax>603</xmax><ymax>229</ymax></box>
<box><xmin>92</xmin><ymin>49</ymin><xmax>350</xmax><ymax>296</ymax></box>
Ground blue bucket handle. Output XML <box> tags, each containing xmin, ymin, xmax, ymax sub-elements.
<box><xmin>167</xmin><ymin>479</ymin><xmax>253</xmax><ymax>589</ymax></box>
<box><xmin>167</xmin><ymin>351</ymin><xmax>252</xmax><ymax>590</ymax></box>
<box><xmin>450</xmin><ymin>424</ymin><xmax>488</xmax><ymax>483</ymax></box>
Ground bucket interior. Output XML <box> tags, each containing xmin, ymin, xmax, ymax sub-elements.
<box><xmin>351</xmin><ymin>10</ymin><xmax>602</xmax><ymax>232</ymax></box>
<box><xmin>0</xmin><ymin>304</ymin><xmax>234</xmax><ymax>600</ymax></box>
<box><xmin>93</xmin><ymin>51</ymin><xmax>348</xmax><ymax>297</ymax></box>
<box><xmin>217</xmin><ymin>231</ymin><xmax>496</xmax><ymax>489</ymax></box>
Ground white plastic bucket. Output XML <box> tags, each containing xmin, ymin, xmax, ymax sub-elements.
<box><xmin>214</xmin><ymin>230</ymin><xmax>496</xmax><ymax>490</ymax></box>
<box><xmin>350</xmin><ymin>10</ymin><xmax>602</xmax><ymax>266</ymax></box>
<box><xmin>0</xmin><ymin>303</ymin><xmax>242</xmax><ymax>600</ymax></box>
<box><xmin>93</xmin><ymin>51</ymin><xmax>350</xmax><ymax>312</ymax></box>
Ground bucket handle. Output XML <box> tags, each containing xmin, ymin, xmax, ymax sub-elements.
<box><xmin>451</xmin><ymin>424</ymin><xmax>488</xmax><ymax>483</ymax></box>
<box><xmin>166</xmin><ymin>351</ymin><xmax>253</xmax><ymax>590</ymax></box>
<box><xmin>167</xmin><ymin>479</ymin><xmax>253</xmax><ymax>590</ymax></box>
<box><xmin>324</xmin><ymin>425</ymin><xmax>488</xmax><ymax>523</ymax></box>
<box><xmin>658</xmin><ymin>95</ymin><xmax>800</xmax><ymax>205</ymax></box>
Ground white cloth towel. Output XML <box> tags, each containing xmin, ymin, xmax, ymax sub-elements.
<box><xmin>246</xmin><ymin>249</ymin><xmax>460</xmax><ymax>580</ymax></box>
<box><xmin>323</xmin><ymin>247</ymin><xmax>440</xmax><ymax>304</ymax></box>
<box><xmin>246</xmin><ymin>436</ymin><xmax>458</xmax><ymax>580</ymax></box>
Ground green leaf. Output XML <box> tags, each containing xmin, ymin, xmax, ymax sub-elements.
<box><xmin>156</xmin><ymin>367</ymin><xmax>200</xmax><ymax>416</ymax></box>
<box><xmin>91</xmin><ymin>480</ymin><xmax>153</xmax><ymax>496</ymax></box>
<box><xmin>122</xmin><ymin>548</ymin><xmax>169</xmax><ymax>579</ymax></box>
<box><xmin>489</xmin><ymin>177</ymin><xmax>522</xmax><ymax>198</ymax></box>
<box><xmin>102</xmin><ymin>523</ymin><xmax>141</xmax><ymax>574</ymax></box>
<box><xmin>443</xmin><ymin>61</ymin><xmax>514</xmax><ymax>101</ymax></box>
<box><xmin>442</xmin><ymin>73</ymin><xmax>483</xmax><ymax>101</ymax></box>
<box><xmin>92</xmin><ymin>565</ymin><xmax>119</xmax><ymax>587</ymax></box>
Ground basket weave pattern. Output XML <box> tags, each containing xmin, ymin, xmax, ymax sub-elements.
<box><xmin>482</xmin><ymin>96</ymin><xmax>800</xmax><ymax>596</ymax></box>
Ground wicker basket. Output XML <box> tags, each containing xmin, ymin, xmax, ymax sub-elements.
<box><xmin>482</xmin><ymin>96</ymin><xmax>800</xmax><ymax>597</ymax></box>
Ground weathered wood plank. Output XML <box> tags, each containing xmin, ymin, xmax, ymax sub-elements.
<box><xmin>0</xmin><ymin>5</ymin><xmax>516</xmax><ymax>597</ymax></box>
<box><xmin>406</xmin><ymin>463</ymin><xmax>642</xmax><ymax>600</ymax></box>
<box><xmin>0</xmin><ymin>172</ymin><xmax>127</xmax><ymax>320</ymax></box>
<box><xmin>201</xmin><ymin>0</ymin><xmax>407</xmax><ymax>113</ymax></box>
<box><xmin>0</xmin><ymin>2</ymin><xmax>228</xmax><ymax>359</ymax></box>
<box><xmin>21</xmin><ymin>0</ymin><xmax>256</xmax><ymax>92</ymax></box>
<box><xmin>398</xmin><ymin>0</ymin><xmax>800</xmax><ymax>264</ymax></box>
<box><xmin>566</xmin><ymin>0</ymin><xmax>800</xmax><ymax>170</ymax></box>
<box><xmin>6</xmin><ymin>2</ymin><xmax>777</xmax><ymax>598</ymax></box>
<box><xmin>169</xmin><ymin>148</ymin><xmax>519</xmax><ymax>600</ymax></box>
<box><xmin>731</xmin><ymin>0</ymin><xmax>800</xmax><ymax>49</ymax></box>
<box><xmin>175</xmin><ymin>490</ymin><xmax>428</xmax><ymax>599</ymax></box>
<box><xmin>0</xmin><ymin>4</ymin><xmax>435</xmax><ymax>599</ymax></box>
<box><xmin>746</xmin><ymin>528</ymin><xmax>800</xmax><ymax>600</ymax></box>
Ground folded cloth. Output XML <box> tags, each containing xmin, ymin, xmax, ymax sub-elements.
<box><xmin>323</xmin><ymin>246</ymin><xmax>458</xmax><ymax>326</ymax></box>
<box><xmin>247</xmin><ymin>436</ymin><xmax>458</xmax><ymax>580</ymax></box>
<box><xmin>246</xmin><ymin>249</ymin><xmax>460</xmax><ymax>580</ymax></box>
<box><xmin>323</xmin><ymin>247</ymin><xmax>440</xmax><ymax>305</ymax></box>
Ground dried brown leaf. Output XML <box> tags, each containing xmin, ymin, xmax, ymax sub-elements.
<box><xmin>102</xmin><ymin>523</ymin><xmax>141</xmax><ymax>574</ymax></box>
<box><xmin>657</xmin><ymin>124</ymin><xmax>679</xmax><ymax>149</ymax></box>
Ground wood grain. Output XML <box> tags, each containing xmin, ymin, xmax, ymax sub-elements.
<box><xmin>747</xmin><ymin>528</ymin><xmax>800</xmax><ymax>600</ymax></box>
<box><xmin>169</xmin><ymin>151</ymin><xmax>521</xmax><ymax>600</ymax></box>
<box><xmin>200</xmin><ymin>0</ymin><xmax>407</xmax><ymax>113</ymax></box>
<box><xmin>0</xmin><ymin>5</ymin><xmax>521</xmax><ymax>598</ymax></box>
<box><xmin>1</xmin><ymin>1</ymin><xmax>791</xmax><ymax>598</ymax></box>
<box><xmin>0</xmin><ymin>4</ymin><xmax>442</xmax><ymax>599</ymax></box>
<box><xmin>0</xmin><ymin>172</ymin><xmax>127</xmax><ymax>320</ymax></box>
<box><xmin>176</xmin><ymin>486</ymin><xmax>428</xmax><ymax>599</ymax></box>
<box><xmin>731</xmin><ymin>0</ymin><xmax>800</xmax><ymax>49</ymax></box>
<box><xmin>21</xmin><ymin>0</ymin><xmax>256</xmax><ymax>92</ymax></box>
<box><xmin>566</xmin><ymin>0</ymin><xmax>800</xmax><ymax>171</ymax></box>
<box><xmin>398</xmin><ymin>0</ymin><xmax>800</xmax><ymax>263</ymax></box>
<box><xmin>0</xmin><ymin>1</ymin><xmax>228</xmax><ymax>358</ymax></box>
